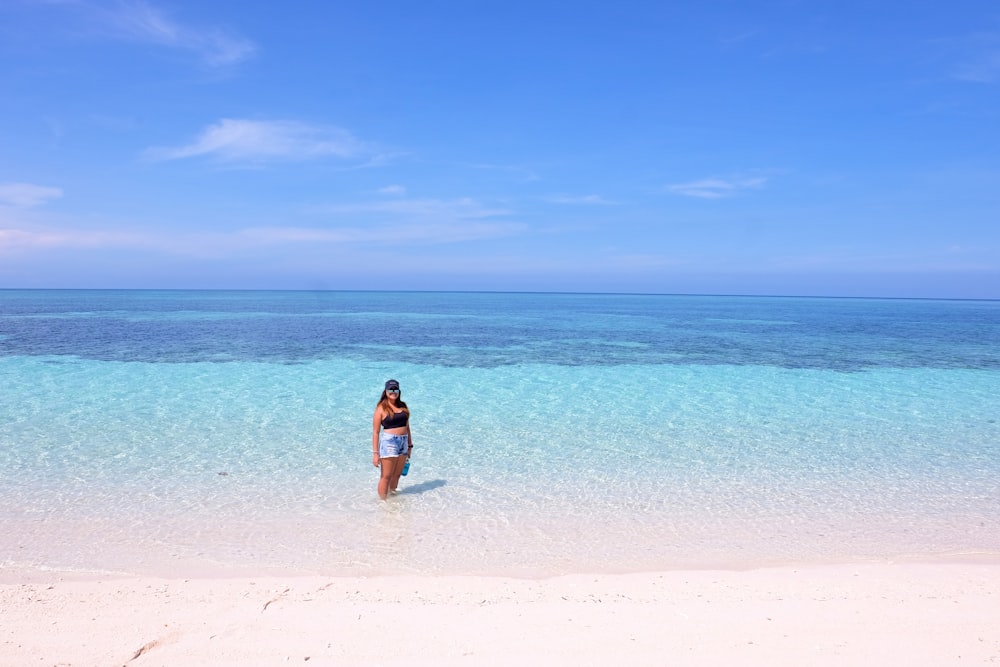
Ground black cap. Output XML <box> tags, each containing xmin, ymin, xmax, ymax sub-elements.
<box><xmin>385</xmin><ymin>379</ymin><xmax>400</xmax><ymax>391</ymax></box>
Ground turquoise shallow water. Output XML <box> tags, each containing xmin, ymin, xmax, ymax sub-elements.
<box><xmin>1</xmin><ymin>291</ymin><xmax>999</xmax><ymax>576</ymax></box>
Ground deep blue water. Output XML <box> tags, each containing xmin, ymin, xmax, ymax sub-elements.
<box><xmin>2</xmin><ymin>290</ymin><xmax>998</xmax><ymax>370</ymax></box>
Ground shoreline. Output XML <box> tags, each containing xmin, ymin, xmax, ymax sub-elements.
<box><xmin>4</xmin><ymin>550</ymin><xmax>1000</xmax><ymax>586</ymax></box>
<box><xmin>4</xmin><ymin>560</ymin><xmax>999</xmax><ymax>665</ymax></box>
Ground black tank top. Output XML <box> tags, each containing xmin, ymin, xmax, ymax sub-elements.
<box><xmin>381</xmin><ymin>410</ymin><xmax>408</xmax><ymax>429</ymax></box>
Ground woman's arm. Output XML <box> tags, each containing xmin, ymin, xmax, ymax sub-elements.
<box><xmin>372</xmin><ymin>406</ymin><xmax>382</xmax><ymax>466</ymax></box>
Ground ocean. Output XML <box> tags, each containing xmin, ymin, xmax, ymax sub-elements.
<box><xmin>1</xmin><ymin>290</ymin><xmax>998</xmax><ymax>577</ymax></box>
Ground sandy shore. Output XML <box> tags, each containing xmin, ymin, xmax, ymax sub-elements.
<box><xmin>2</xmin><ymin>561</ymin><xmax>998</xmax><ymax>666</ymax></box>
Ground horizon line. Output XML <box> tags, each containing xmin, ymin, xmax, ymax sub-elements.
<box><xmin>1</xmin><ymin>287</ymin><xmax>997</xmax><ymax>303</ymax></box>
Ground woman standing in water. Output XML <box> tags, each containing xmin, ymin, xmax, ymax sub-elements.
<box><xmin>372</xmin><ymin>379</ymin><xmax>412</xmax><ymax>499</ymax></box>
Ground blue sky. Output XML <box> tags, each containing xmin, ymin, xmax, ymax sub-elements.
<box><xmin>1</xmin><ymin>1</ymin><xmax>998</xmax><ymax>297</ymax></box>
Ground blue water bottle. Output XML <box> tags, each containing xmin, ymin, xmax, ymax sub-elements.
<box><xmin>401</xmin><ymin>458</ymin><xmax>410</xmax><ymax>476</ymax></box>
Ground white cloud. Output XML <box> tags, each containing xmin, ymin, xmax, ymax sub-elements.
<box><xmin>666</xmin><ymin>176</ymin><xmax>767</xmax><ymax>199</ymax></box>
<box><xmin>0</xmin><ymin>183</ymin><xmax>64</xmax><ymax>208</ymax></box>
<box><xmin>100</xmin><ymin>0</ymin><xmax>255</xmax><ymax>67</ymax></box>
<box><xmin>378</xmin><ymin>185</ymin><xmax>406</xmax><ymax>196</ymax></box>
<box><xmin>145</xmin><ymin>119</ymin><xmax>369</xmax><ymax>163</ymax></box>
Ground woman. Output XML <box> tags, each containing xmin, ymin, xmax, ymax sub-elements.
<box><xmin>372</xmin><ymin>379</ymin><xmax>412</xmax><ymax>499</ymax></box>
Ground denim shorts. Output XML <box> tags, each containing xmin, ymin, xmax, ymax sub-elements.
<box><xmin>379</xmin><ymin>433</ymin><xmax>410</xmax><ymax>458</ymax></box>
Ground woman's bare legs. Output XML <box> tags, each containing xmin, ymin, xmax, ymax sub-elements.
<box><xmin>378</xmin><ymin>456</ymin><xmax>404</xmax><ymax>499</ymax></box>
<box><xmin>389</xmin><ymin>453</ymin><xmax>408</xmax><ymax>493</ymax></box>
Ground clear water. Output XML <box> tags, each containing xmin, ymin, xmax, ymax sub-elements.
<box><xmin>1</xmin><ymin>290</ymin><xmax>998</xmax><ymax>577</ymax></box>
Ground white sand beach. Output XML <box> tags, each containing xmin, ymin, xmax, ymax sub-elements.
<box><xmin>3</xmin><ymin>560</ymin><xmax>998</xmax><ymax>666</ymax></box>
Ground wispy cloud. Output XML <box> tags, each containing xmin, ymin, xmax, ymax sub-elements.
<box><xmin>0</xmin><ymin>219</ymin><xmax>525</xmax><ymax>255</ymax></box>
<box><xmin>718</xmin><ymin>28</ymin><xmax>762</xmax><ymax>48</ymax></box>
<box><xmin>462</xmin><ymin>162</ymin><xmax>541</xmax><ymax>182</ymax></box>
<box><xmin>952</xmin><ymin>38</ymin><xmax>1000</xmax><ymax>83</ymax></box>
<box><xmin>313</xmin><ymin>197</ymin><xmax>511</xmax><ymax>221</ymax></box>
<box><xmin>0</xmin><ymin>183</ymin><xmax>64</xmax><ymax>208</ymax></box>
<box><xmin>665</xmin><ymin>176</ymin><xmax>767</xmax><ymax>199</ymax></box>
<box><xmin>0</xmin><ymin>227</ymin><xmax>144</xmax><ymax>251</ymax></box>
<box><xmin>145</xmin><ymin>119</ymin><xmax>372</xmax><ymax>164</ymax></box>
<box><xmin>377</xmin><ymin>185</ymin><xmax>406</xmax><ymax>196</ymax></box>
<box><xmin>929</xmin><ymin>30</ymin><xmax>1000</xmax><ymax>84</ymax></box>
<box><xmin>238</xmin><ymin>222</ymin><xmax>526</xmax><ymax>246</ymax></box>
<box><xmin>546</xmin><ymin>194</ymin><xmax>617</xmax><ymax>205</ymax></box>
<box><xmin>96</xmin><ymin>0</ymin><xmax>255</xmax><ymax>67</ymax></box>
<box><xmin>294</xmin><ymin>196</ymin><xmax>521</xmax><ymax>247</ymax></box>
<box><xmin>2</xmin><ymin>191</ymin><xmax>519</xmax><ymax>257</ymax></box>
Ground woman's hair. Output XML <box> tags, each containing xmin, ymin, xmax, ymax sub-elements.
<box><xmin>377</xmin><ymin>389</ymin><xmax>409</xmax><ymax>415</ymax></box>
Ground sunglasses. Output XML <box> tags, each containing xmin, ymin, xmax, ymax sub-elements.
<box><xmin>386</xmin><ymin>388</ymin><xmax>400</xmax><ymax>394</ymax></box>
